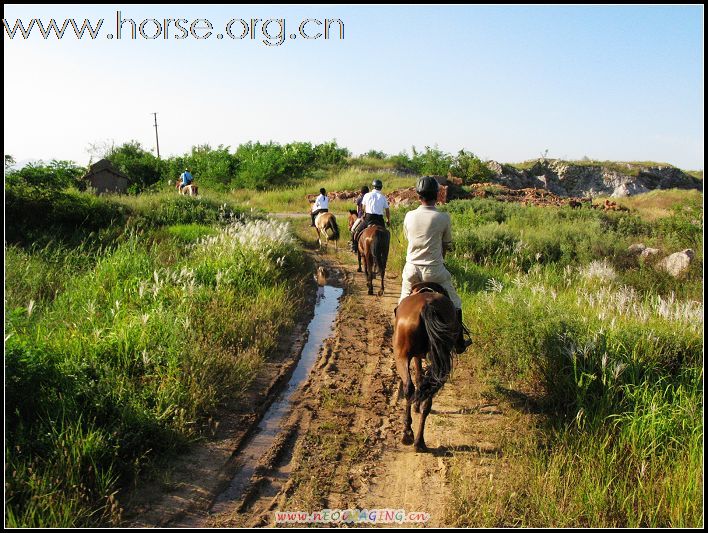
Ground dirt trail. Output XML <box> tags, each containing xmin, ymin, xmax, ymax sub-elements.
<box><xmin>124</xmin><ymin>247</ymin><xmax>516</xmax><ymax>528</ymax></box>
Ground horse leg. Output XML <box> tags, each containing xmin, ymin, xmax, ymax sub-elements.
<box><xmin>365</xmin><ymin>255</ymin><xmax>374</xmax><ymax>295</ymax></box>
<box><xmin>395</xmin><ymin>353</ymin><xmax>414</xmax><ymax>446</ymax></box>
<box><xmin>414</xmin><ymin>395</ymin><xmax>433</xmax><ymax>453</ymax></box>
<box><xmin>378</xmin><ymin>268</ymin><xmax>385</xmax><ymax>296</ymax></box>
<box><xmin>363</xmin><ymin>251</ymin><xmax>370</xmax><ymax>285</ymax></box>
<box><xmin>357</xmin><ymin>250</ymin><xmax>362</xmax><ymax>273</ymax></box>
<box><xmin>411</xmin><ymin>357</ymin><xmax>423</xmax><ymax>414</ymax></box>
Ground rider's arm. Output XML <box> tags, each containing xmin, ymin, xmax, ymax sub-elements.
<box><xmin>442</xmin><ymin>214</ymin><xmax>453</xmax><ymax>259</ymax></box>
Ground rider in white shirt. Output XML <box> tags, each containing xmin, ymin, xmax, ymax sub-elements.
<box><xmin>311</xmin><ymin>188</ymin><xmax>329</xmax><ymax>227</ymax></box>
<box><xmin>352</xmin><ymin>179</ymin><xmax>390</xmax><ymax>250</ymax></box>
<box><xmin>398</xmin><ymin>176</ymin><xmax>472</xmax><ymax>353</ymax></box>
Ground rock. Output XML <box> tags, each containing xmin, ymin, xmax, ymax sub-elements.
<box><xmin>640</xmin><ymin>247</ymin><xmax>660</xmax><ymax>259</ymax></box>
<box><xmin>485</xmin><ymin>160</ymin><xmax>504</xmax><ymax>176</ymax></box>
<box><xmin>486</xmin><ymin>159</ymin><xmax>700</xmax><ymax>198</ymax></box>
<box><xmin>656</xmin><ymin>249</ymin><xmax>695</xmax><ymax>277</ymax></box>
<box><xmin>628</xmin><ymin>243</ymin><xmax>647</xmax><ymax>255</ymax></box>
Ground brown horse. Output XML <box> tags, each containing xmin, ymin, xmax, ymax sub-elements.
<box><xmin>393</xmin><ymin>282</ymin><xmax>458</xmax><ymax>452</ymax></box>
<box><xmin>348</xmin><ymin>211</ymin><xmax>390</xmax><ymax>296</ymax></box>
<box><xmin>175</xmin><ymin>180</ymin><xmax>198</xmax><ymax>196</ymax></box>
<box><xmin>314</xmin><ymin>212</ymin><xmax>340</xmax><ymax>250</ymax></box>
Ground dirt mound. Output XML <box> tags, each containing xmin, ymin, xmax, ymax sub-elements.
<box><xmin>468</xmin><ymin>183</ymin><xmax>591</xmax><ymax>208</ymax></box>
<box><xmin>306</xmin><ymin>190</ymin><xmax>359</xmax><ymax>203</ymax></box>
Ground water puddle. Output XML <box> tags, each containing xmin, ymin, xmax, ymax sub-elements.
<box><xmin>210</xmin><ymin>283</ymin><xmax>343</xmax><ymax>512</ymax></box>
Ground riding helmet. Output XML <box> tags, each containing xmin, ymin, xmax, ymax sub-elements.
<box><xmin>416</xmin><ymin>176</ymin><xmax>439</xmax><ymax>195</ymax></box>
<box><xmin>372</xmin><ymin>179</ymin><xmax>383</xmax><ymax>190</ymax></box>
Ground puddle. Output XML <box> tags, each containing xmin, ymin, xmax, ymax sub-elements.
<box><xmin>210</xmin><ymin>283</ymin><xmax>343</xmax><ymax>512</ymax></box>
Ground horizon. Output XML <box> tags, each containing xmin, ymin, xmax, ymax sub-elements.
<box><xmin>5</xmin><ymin>145</ymin><xmax>703</xmax><ymax>173</ymax></box>
<box><xmin>4</xmin><ymin>5</ymin><xmax>704</xmax><ymax>170</ymax></box>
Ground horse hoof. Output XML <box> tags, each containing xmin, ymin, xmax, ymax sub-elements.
<box><xmin>414</xmin><ymin>442</ymin><xmax>428</xmax><ymax>453</ymax></box>
<box><xmin>368</xmin><ymin>290</ymin><xmax>374</xmax><ymax>296</ymax></box>
<box><xmin>357</xmin><ymin>268</ymin><xmax>362</xmax><ymax>273</ymax></box>
<box><xmin>401</xmin><ymin>432</ymin><xmax>414</xmax><ymax>446</ymax></box>
<box><xmin>377</xmin><ymin>290</ymin><xmax>384</xmax><ymax>296</ymax></box>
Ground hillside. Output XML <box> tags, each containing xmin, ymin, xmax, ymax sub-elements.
<box><xmin>484</xmin><ymin>159</ymin><xmax>703</xmax><ymax>198</ymax></box>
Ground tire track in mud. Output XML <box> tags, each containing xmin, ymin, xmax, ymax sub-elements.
<box><xmin>200</xmin><ymin>252</ymin><xmax>508</xmax><ymax>528</ymax></box>
<box><xmin>127</xmin><ymin>248</ymin><xmax>515</xmax><ymax>528</ymax></box>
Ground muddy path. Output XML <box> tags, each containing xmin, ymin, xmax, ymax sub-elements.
<box><xmin>124</xmin><ymin>245</ymin><xmax>519</xmax><ymax>528</ymax></box>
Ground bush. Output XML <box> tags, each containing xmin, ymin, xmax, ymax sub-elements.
<box><xmin>5</xmin><ymin>188</ymin><xmax>127</xmax><ymax>248</ymax></box>
<box><xmin>450</xmin><ymin>150</ymin><xmax>495</xmax><ymax>184</ymax></box>
<box><xmin>106</xmin><ymin>141</ymin><xmax>161</xmax><ymax>192</ymax></box>
<box><xmin>5</xmin><ymin>160</ymin><xmax>85</xmax><ymax>197</ymax></box>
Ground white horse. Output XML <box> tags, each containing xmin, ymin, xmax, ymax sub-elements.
<box><xmin>175</xmin><ymin>180</ymin><xmax>198</xmax><ymax>196</ymax></box>
<box><xmin>314</xmin><ymin>212</ymin><xmax>340</xmax><ymax>250</ymax></box>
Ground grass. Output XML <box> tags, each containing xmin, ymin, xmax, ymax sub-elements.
<box><xmin>608</xmin><ymin>188</ymin><xmax>703</xmax><ymax>221</ymax></box>
<box><xmin>228</xmin><ymin>167</ymin><xmax>418</xmax><ymax>213</ymax></box>
<box><xmin>437</xmin><ymin>193</ymin><xmax>703</xmax><ymax>527</ymax></box>
<box><xmin>508</xmin><ymin>159</ymin><xmax>680</xmax><ymax>177</ymax></box>
<box><xmin>5</xmin><ymin>168</ymin><xmax>703</xmax><ymax>527</ymax></box>
<box><xmin>5</xmin><ymin>190</ymin><xmax>309</xmax><ymax>526</ymax></box>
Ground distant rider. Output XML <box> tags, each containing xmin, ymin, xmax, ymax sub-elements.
<box><xmin>352</xmin><ymin>179</ymin><xmax>390</xmax><ymax>251</ymax></box>
<box><xmin>179</xmin><ymin>168</ymin><xmax>194</xmax><ymax>191</ymax></box>
<box><xmin>311</xmin><ymin>188</ymin><xmax>329</xmax><ymax>227</ymax></box>
<box><xmin>349</xmin><ymin>185</ymin><xmax>369</xmax><ymax>251</ymax></box>
<box><xmin>398</xmin><ymin>176</ymin><xmax>472</xmax><ymax>353</ymax></box>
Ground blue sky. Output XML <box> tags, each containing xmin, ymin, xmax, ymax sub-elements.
<box><xmin>3</xmin><ymin>5</ymin><xmax>704</xmax><ymax>168</ymax></box>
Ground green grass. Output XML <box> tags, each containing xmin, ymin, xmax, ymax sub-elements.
<box><xmin>440</xmin><ymin>194</ymin><xmax>703</xmax><ymax>527</ymax></box>
<box><xmin>6</xmin><ymin>170</ymin><xmax>703</xmax><ymax>527</ymax></box>
<box><xmin>229</xmin><ymin>167</ymin><xmax>418</xmax><ymax>213</ymax></box>
<box><xmin>508</xmin><ymin>159</ymin><xmax>680</xmax><ymax>177</ymax></box>
<box><xmin>5</xmin><ymin>191</ymin><xmax>309</xmax><ymax>526</ymax></box>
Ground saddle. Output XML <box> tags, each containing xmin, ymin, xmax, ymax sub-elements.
<box><xmin>410</xmin><ymin>282</ymin><xmax>450</xmax><ymax>299</ymax></box>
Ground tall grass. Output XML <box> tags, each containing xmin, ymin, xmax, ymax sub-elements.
<box><xmin>229</xmin><ymin>167</ymin><xmax>418</xmax><ymax>213</ymax></box>
<box><xmin>5</xmin><ymin>192</ymin><xmax>308</xmax><ymax>526</ymax></box>
<box><xmin>442</xmin><ymin>193</ymin><xmax>703</xmax><ymax>527</ymax></box>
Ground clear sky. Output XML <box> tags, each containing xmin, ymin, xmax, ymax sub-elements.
<box><xmin>3</xmin><ymin>5</ymin><xmax>704</xmax><ymax>169</ymax></box>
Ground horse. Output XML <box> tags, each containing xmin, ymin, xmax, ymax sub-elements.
<box><xmin>393</xmin><ymin>282</ymin><xmax>458</xmax><ymax>452</ymax></box>
<box><xmin>175</xmin><ymin>180</ymin><xmax>199</xmax><ymax>196</ymax></box>
<box><xmin>314</xmin><ymin>212</ymin><xmax>340</xmax><ymax>250</ymax></box>
<box><xmin>348</xmin><ymin>210</ymin><xmax>390</xmax><ymax>296</ymax></box>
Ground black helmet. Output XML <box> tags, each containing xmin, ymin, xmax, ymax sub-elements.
<box><xmin>416</xmin><ymin>176</ymin><xmax>439</xmax><ymax>195</ymax></box>
<box><xmin>372</xmin><ymin>179</ymin><xmax>383</xmax><ymax>190</ymax></box>
<box><xmin>319</xmin><ymin>188</ymin><xmax>326</xmax><ymax>195</ymax></box>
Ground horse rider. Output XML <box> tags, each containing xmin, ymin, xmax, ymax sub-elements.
<box><xmin>351</xmin><ymin>179</ymin><xmax>390</xmax><ymax>251</ymax></box>
<box><xmin>310</xmin><ymin>187</ymin><xmax>329</xmax><ymax>227</ymax></box>
<box><xmin>349</xmin><ymin>185</ymin><xmax>369</xmax><ymax>251</ymax></box>
<box><xmin>179</xmin><ymin>168</ymin><xmax>194</xmax><ymax>191</ymax></box>
<box><xmin>398</xmin><ymin>176</ymin><xmax>472</xmax><ymax>353</ymax></box>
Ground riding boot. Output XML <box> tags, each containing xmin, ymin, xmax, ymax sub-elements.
<box><xmin>455</xmin><ymin>309</ymin><xmax>472</xmax><ymax>353</ymax></box>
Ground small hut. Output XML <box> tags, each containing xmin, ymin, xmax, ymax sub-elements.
<box><xmin>82</xmin><ymin>159</ymin><xmax>130</xmax><ymax>194</ymax></box>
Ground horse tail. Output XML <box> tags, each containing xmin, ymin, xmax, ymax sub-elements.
<box><xmin>372</xmin><ymin>228</ymin><xmax>390</xmax><ymax>274</ymax></box>
<box><xmin>414</xmin><ymin>301</ymin><xmax>456</xmax><ymax>403</ymax></box>
<box><xmin>327</xmin><ymin>216</ymin><xmax>340</xmax><ymax>241</ymax></box>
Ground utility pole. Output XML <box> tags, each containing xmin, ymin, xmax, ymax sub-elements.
<box><xmin>152</xmin><ymin>112</ymin><xmax>161</xmax><ymax>159</ymax></box>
